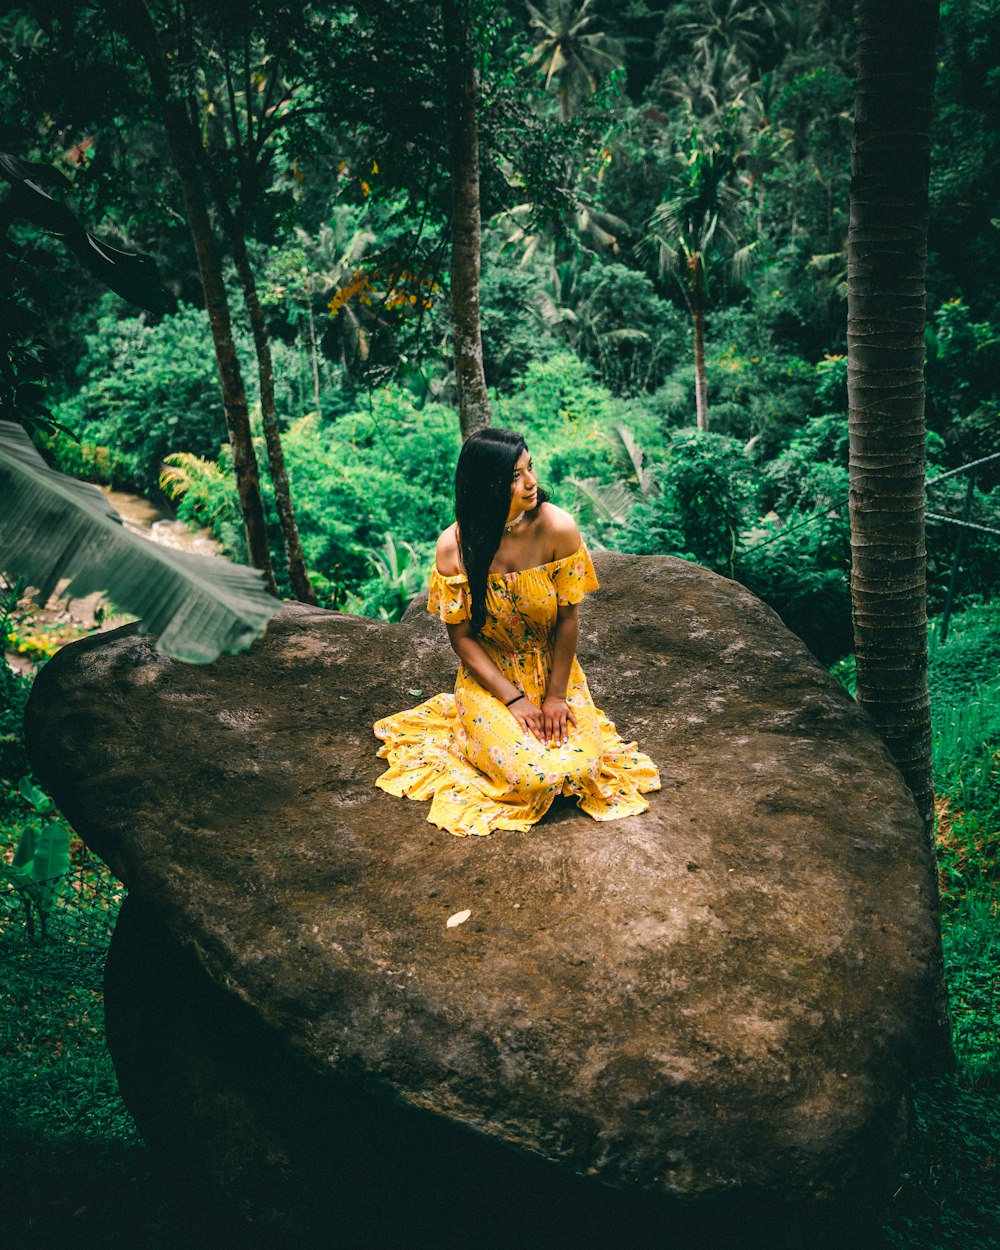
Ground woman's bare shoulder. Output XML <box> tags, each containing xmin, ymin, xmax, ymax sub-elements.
<box><xmin>537</xmin><ymin>502</ymin><xmax>581</xmax><ymax>560</ymax></box>
<box><xmin>435</xmin><ymin>523</ymin><xmax>463</xmax><ymax>576</ymax></box>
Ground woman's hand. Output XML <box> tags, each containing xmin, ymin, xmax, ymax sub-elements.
<box><xmin>541</xmin><ymin>695</ymin><xmax>576</xmax><ymax>747</ymax></box>
<box><xmin>508</xmin><ymin>696</ymin><xmax>546</xmax><ymax>744</ymax></box>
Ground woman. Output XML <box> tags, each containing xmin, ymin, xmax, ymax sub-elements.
<box><xmin>373</xmin><ymin>428</ymin><xmax>660</xmax><ymax>837</ymax></box>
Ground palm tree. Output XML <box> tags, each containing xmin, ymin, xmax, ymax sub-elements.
<box><xmin>569</xmin><ymin>425</ymin><xmax>657</xmax><ymax>528</ymax></box>
<box><xmin>848</xmin><ymin>0</ymin><xmax>952</xmax><ymax>1076</ymax></box>
<box><xmin>677</xmin><ymin>0</ymin><xmax>786</xmax><ymax>73</ymax></box>
<box><xmin>661</xmin><ymin>44</ymin><xmax>752</xmax><ymax>130</ymax></box>
<box><xmin>525</xmin><ymin>0</ymin><xmax>624</xmax><ymax>122</ymax></box>
<box><xmin>847</xmin><ymin>0</ymin><xmax>939</xmax><ymax>837</ymax></box>
<box><xmin>644</xmin><ymin>134</ymin><xmax>755</xmax><ymax>431</ymax></box>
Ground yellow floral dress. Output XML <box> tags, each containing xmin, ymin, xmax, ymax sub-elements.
<box><xmin>373</xmin><ymin>543</ymin><xmax>661</xmax><ymax>837</ymax></box>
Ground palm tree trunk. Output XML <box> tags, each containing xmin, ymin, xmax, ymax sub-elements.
<box><xmin>442</xmin><ymin>0</ymin><xmax>490</xmax><ymax>440</ymax></box>
<box><xmin>107</xmin><ymin>0</ymin><xmax>276</xmax><ymax>592</ymax></box>
<box><xmin>848</xmin><ymin>0</ymin><xmax>937</xmax><ymax>832</ymax></box>
<box><xmin>692</xmin><ymin>258</ymin><xmax>709</xmax><ymax>432</ymax></box>
<box><xmin>848</xmin><ymin>0</ymin><xmax>951</xmax><ymax>1073</ymax></box>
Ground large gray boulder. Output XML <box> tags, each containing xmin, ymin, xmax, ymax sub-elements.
<box><xmin>25</xmin><ymin>553</ymin><xmax>941</xmax><ymax>1248</ymax></box>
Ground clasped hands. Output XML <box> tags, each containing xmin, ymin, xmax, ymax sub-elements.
<box><xmin>508</xmin><ymin>693</ymin><xmax>576</xmax><ymax>747</ymax></box>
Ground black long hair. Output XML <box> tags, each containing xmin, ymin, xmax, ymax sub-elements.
<box><xmin>455</xmin><ymin>428</ymin><xmax>546</xmax><ymax>632</ymax></box>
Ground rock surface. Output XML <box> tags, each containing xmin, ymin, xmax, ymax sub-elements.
<box><xmin>26</xmin><ymin>553</ymin><xmax>941</xmax><ymax>1247</ymax></box>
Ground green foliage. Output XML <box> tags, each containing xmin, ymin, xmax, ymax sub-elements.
<box><xmin>738</xmin><ymin>413</ymin><xmax>852</xmax><ymax>661</ymax></box>
<box><xmin>926</xmin><ymin>298</ymin><xmax>1000</xmax><ymax>449</ymax></box>
<box><xmin>883</xmin><ymin>1076</ymin><xmax>1000</xmax><ymax>1249</ymax></box>
<box><xmin>814</xmin><ymin>353</ymin><xmax>848</xmax><ymax>415</ymax></box>
<box><xmin>0</xmin><ymin>776</ymin><xmax>72</xmax><ymax>925</ymax></box>
<box><xmin>556</xmin><ymin>261</ymin><xmax>687</xmax><ymax>395</ymax></box>
<box><xmin>930</xmin><ymin>0</ymin><xmax>1000</xmax><ymax>323</ymax></box>
<box><xmin>50</xmin><ymin>304</ymin><xmax>228</xmax><ymax>488</ymax></box>
<box><xmin>925</xmin><ymin>603</ymin><xmax>1000</xmax><ymax>1092</ymax></box>
<box><xmin>613</xmin><ymin>430</ymin><xmax>752</xmax><ymax>575</ymax></box>
<box><xmin>160</xmin><ymin>450</ymin><xmax>245</xmax><ymax>557</ymax></box>
<box><xmin>701</xmin><ymin>322</ymin><xmax>816</xmax><ymax>450</ymax></box>
<box><xmin>944</xmin><ymin>891</ymin><xmax>1000</xmax><ymax>1087</ymax></box>
<box><xmin>345</xmin><ymin>532</ymin><xmax>430</xmax><ymax>621</ymax></box>
<box><xmin>928</xmin><ymin>601</ymin><xmax>1000</xmax><ymax>708</ymax></box>
<box><xmin>0</xmin><ymin>585</ymin><xmax>31</xmax><ymax>784</ymax></box>
<box><xmin>496</xmin><ymin>351</ymin><xmax>647</xmax><ymax>496</ymax></box>
<box><xmin>478</xmin><ymin>255</ymin><xmax>563</xmax><ymax>389</ymax></box>
<box><xmin>161</xmin><ymin>391</ymin><xmax>461</xmax><ymax>607</ymax></box>
<box><xmin>740</xmin><ymin>511</ymin><xmax>852</xmax><ymax>664</ymax></box>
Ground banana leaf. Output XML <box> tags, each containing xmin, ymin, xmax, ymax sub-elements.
<box><xmin>0</xmin><ymin>153</ymin><xmax>168</xmax><ymax>315</ymax></box>
<box><xmin>10</xmin><ymin>820</ymin><xmax>71</xmax><ymax>881</ymax></box>
<box><xmin>0</xmin><ymin>421</ymin><xmax>279</xmax><ymax>664</ymax></box>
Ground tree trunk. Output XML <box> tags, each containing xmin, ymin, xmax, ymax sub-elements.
<box><xmin>692</xmin><ymin>258</ymin><xmax>709</xmax><ymax>432</ymax></box>
<box><xmin>442</xmin><ymin>0</ymin><xmax>490</xmax><ymax>441</ymax></box>
<box><xmin>171</xmin><ymin>23</ymin><xmax>314</xmax><ymax>603</ymax></box>
<box><xmin>229</xmin><ymin>212</ymin><xmax>316</xmax><ymax>604</ymax></box>
<box><xmin>107</xmin><ymin>0</ymin><xmax>276</xmax><ymax>592</ymax></box>
<box><xmin>306</xmin><ymin>296</ymin><xmax>323</xmax><ymax>418</ymax></box>
<box><xmin>848</xmin><ymin>0</ymin><xmax>951</xmax><ymax>1072</ymax></box>
<box><xmin>848</xmin><ymin>0</ymin><xmax>937</xmax><ymax>831</ymax></box>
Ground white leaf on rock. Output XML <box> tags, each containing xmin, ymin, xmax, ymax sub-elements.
<box><xmin>446</xmin><ymin>909</ymin><xmax>471</xmax><ymax>928</ymax></box>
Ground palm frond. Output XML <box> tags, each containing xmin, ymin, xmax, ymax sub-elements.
<box><xmin>600</xmin><ymin>328</ymin><xmax>650</xmax><ymax>344</ymax></box>
<box><xmin>613</xmin><ymin>423</ymin><xmax>653</xmax><ymax>496</ymax></box>
<box><xmin>730</xmin><ymin>240</ymin><xmax>758</xmax><ymax>281</ymax></box>
<box><xmin>1</xmin><ymin>422</ymin><xmax>278</xmax><ymax>663</ymax></box>
<box><xmin>567</xmin><ymin>474</ymin><xmax>636</xmax><ymax>525</ymax></box>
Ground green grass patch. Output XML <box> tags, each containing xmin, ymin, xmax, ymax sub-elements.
<box><xmin>0</xmin><ymin>930</ymin><xmax>186</xmax><ymax>1250</ymax></box>
<box><xmin>883</xmin><ymin>1077</ymin><xmax>1000</xmax><ymax>1250</ymax></box>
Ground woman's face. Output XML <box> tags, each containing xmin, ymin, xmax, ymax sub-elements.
<box><xmin>508</xmin><ymin>447</ymin><xmax>538</xmax><ymax>519</ymax></box>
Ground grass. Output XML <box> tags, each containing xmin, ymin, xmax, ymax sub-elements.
<box><xmin>1</xmin><ymin>598</ymin><xmax>998</xmax><ymax>1248</ymax></box>
<box><xmin>0</xmin><ymin>928</ymin><xmax>186</xmax><ymax>1250</ymax></box>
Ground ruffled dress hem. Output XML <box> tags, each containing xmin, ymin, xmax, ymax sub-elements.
<box><xmin>372</xmin><ymin>543</ymin><xmax>660</xmax><ymax>838</ymax></box>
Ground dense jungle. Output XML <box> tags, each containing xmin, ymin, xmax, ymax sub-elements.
<box><xmin>1</xmin><ymin>1</ymin><xmax>998</xmax><ymax>1247</ymax></box>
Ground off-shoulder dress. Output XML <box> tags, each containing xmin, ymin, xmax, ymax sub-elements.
<box><xmin>372</xmin><ymin>543</ymin><xmax>660</xmax><ymax>837</ymax></box>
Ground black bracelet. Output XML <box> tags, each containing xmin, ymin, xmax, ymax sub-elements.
<box><xmin>504</xmin><ymin>692</ymin><xmax>524</xmax><ymax>706</ymax></box>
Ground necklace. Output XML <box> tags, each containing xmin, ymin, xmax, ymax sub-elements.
<box><xmin>504</xmin><ymin>512</ymin><xmax>526</xmax><ymax>533</ymax></box>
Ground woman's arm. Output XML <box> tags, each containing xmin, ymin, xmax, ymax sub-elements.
<box><xmin>541</xmin><ymin>603</ymin><xmax>579</xmax><ymax>745</ymax></box>
<box><xmin>446</xmin><ymin>621</ymin><xmax>547</xmax><ymax>743</ymax></box>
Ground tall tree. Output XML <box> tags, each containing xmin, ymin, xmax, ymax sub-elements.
<box><xmin>526</xmin><ymin>0</ymin><xmax>624</xmax><ymax>122</ymax></box>
<box><xmin>443</xmin><ymin>0</ymin><xmax>490</xmax><ymax>439</ymax></box>
<box><xmin>847</xmin><ymin>0</ymin><xmax>952</xmax><ymax>1073</ymax></box>
<box><xmin>847</xmin><ymin>0</ymin><xmax>938</xmax><ymax>833</ymax></box>
<box><xmin>103</xmin><ymin>0</ymin><xmax>277</xmax><ymax>592</ymax></box>
<box><xmin>188</xmin><ymin>3</ymin><xmax>321</xmax><ymax>603</ymax></box>
<box><xmin>645</xmin><ymin>131</ymin><xmax>754</xmax><ymax>431</ymax></box>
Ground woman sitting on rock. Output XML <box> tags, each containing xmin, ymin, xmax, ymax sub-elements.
<box><xmin>373</xmin><ymin>427</ymin><xmax>660</xmax><ymax>837</ymax></box>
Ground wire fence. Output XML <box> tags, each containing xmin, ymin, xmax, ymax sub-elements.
<box><xmin>0</xmin><ymin>848</ymin><xmax>125</xmax><ymax>966</ymax></box>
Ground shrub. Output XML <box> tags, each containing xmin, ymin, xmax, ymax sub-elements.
<box><xmin>493</xmin><ymin>353</ymin><xmax>674</xmax><ymax>511</ymax></box>
<box><xmin>740</xmin><ymin>512</ymin><xmax>853</xmax><ymax>664</ymax></box>
<box><xmin>51</xmin><ymin>304</ymin><xmax>229</xmax><ymax>489</ymax></box>
<box><xmin>612</xmin><ymin>430</ymin><xmax>753</xmax><ymax>576</ymax></box>
<box><xmin>569</xmin><ymin>262</ymin><xmax>687</xmax><ymax>396</ymax></box>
